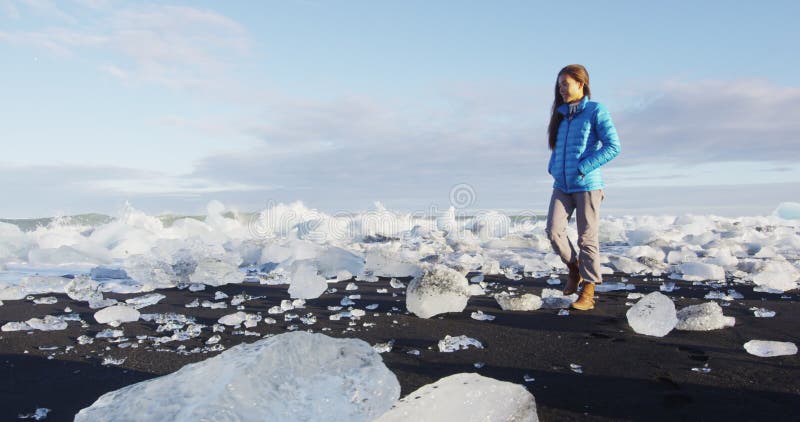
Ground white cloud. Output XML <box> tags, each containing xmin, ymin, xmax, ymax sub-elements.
<box><xmin>614</xmin><ymin>79</ymin><xmax>800</xmax><ymax>166</ymax></box>
<box><xmin>0</xmin><ymin>3</ymin><xmax>250</xmax><ymax>90</ymax></box>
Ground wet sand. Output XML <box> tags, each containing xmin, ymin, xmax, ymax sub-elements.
<box><xmin>1</xmin><ymin>273</ymin><xmax>798</xmax><ymax>421</ymax></box>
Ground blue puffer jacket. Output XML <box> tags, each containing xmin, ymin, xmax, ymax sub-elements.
<box><xmin>548</xmin><ymin>96</ymin><xmax>621</xmax><ymax>193</ymax></box>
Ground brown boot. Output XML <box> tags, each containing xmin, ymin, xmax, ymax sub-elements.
<box><xmin>563</xmin><ymin>262</ymin><xmax>582</xmax><ymax>295</ymax></box>
<box><xmin>571</xmin><ymin>282</ymin><xmax>595</xmax><ymax>310</ymax></box>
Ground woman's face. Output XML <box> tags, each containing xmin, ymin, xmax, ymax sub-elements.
<box><xmin>558</xmin><ymin>74</ymin><xmax>584</xmax><ymax>103</ymax></box>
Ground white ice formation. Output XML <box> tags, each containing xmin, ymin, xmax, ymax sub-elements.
<box><xmin>374</xmin><ymin>373</ymin><xmax>538</xmax><ymax>421</ymax></box>
<box><xmin>406</xmin><ymin>265</ymin><xmax>470</xmax><ymax>319</ymax></box>
<box><xmin>494</xmin><ymin>292</ymin><xmax>542</xmax><ymax>311</ymax></box>
<box><xmin>75</xmin><ymin>332</ymin><xmax>400</xmax><ymax>421</ymax></box>
<box><xmin>94</xmin><ymin>305</ymin><xmax>141</xmax><ymax>327</ymax></box>
<box><xmin>626</xmin><ymin>292</ymin><xmax>678</xmax><ymax>337</ymax></box>
<box><xmin>743</xmin><ymin>340</ymin><xmax>798</xmax><ymax>357</ymax></box>
<box><xmin>675</xmin><ymin>302</ymin><xmax>735</xmax><ymax>331</ymax></box>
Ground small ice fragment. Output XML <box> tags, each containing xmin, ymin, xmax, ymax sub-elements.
<box><xmin>469</xmin><ymin>274</ymin><xmax>484</xmax><ymax>284</ymax></box>
<box><xmin>345</xmin><ymin>282</ymin><xmax>358</xmax><ymax>291</ymax></box>
<box><xmin>291</xmin><ymin>299</ymin><xmax>306</xmax><ymax>309</ymax></box>
<box><xmin>365</xmin><ymin>304</ymin><xmax>379</xmax><ymax>310</ymax></box>
<box><xmin>376</xmin><ymin>288</ymin><xmax>388</xmax><ymax>294</ymax></box>
<box><xmin>474</xmin><ymin>362</ymin><xmax>485</xmax><ymax>369</ymax></box>
<box><xmin>340</xmin><ymin>297</ymin><xmax>355</xmax><ymax>306</ymax></box>
<box><xmin>101</xmin><ymin>356</ymin><xmax>126</xmax><ymax>366</ymax></box>
<box><xmin>406</xmin><ymin>349</ymin><xmax>420</xmax><ymax>356</ymax></box>
<box><xmin>437</xmin><ymin>335</ymin><xmax>483</xmax><ymax>352</ymax></box>
<box><xmin>214</xmin><ymin>291</ymin><xmax>229</xmax><ymax>300</ymax></box>
<box><xmin>470</xmin><ymin>310</ymin><xmax>495</xmax><ymax>321</ymax></box>
<box><xmin>546</xmin><ymin>278</ymin><xmax>561</xmax><ymax>285</ymax></box>
<box><xmin>558</xmin><ymin>309</ymin><xmax>570</xmax><ymax>316</ymax></box>
<box><xmin>389</xmin><ymin>279</ymin><xmax>406</xmax><ymax>288</ymax></box>
<box><xmin>750</xmin><ymin>307</ymin><xmax>776</xmax><ymax>318</ymax></box>
<box><xmin>77</xmin><ymin>335</ymin><xmax>94</xmax><ymax>345</ymax></box>
<box><xmin>185</xmin><ymin>299</ymin><xmax>199</xmax><ymax>308</ymax></box>
<box><xmin>350</xmin><ymin>309</ymin><xmax>366</xmax><ymax>318</ymax></box>
<box><xmin>64</xmin><ymin>306</ymin><xmax>72</xmax><ymax>312</ymax></box>
<box><xmin>268</xmin><ymin>306</ymin><xmax>283</xmax><ymax>314</ymax></box>
<box><xmin>494</xmin><ymin>292</ymin><xmax>542</xmax><ymax>311</ymax></box>
<box><xmin>743</xmin><ymin>340</ymin><xmax>797</xmax><ymax>357</ymax></box>
<box><xmin>348</xmin><ymin>294</ymin><xmax>361</xmax><ymax>299</ymax></box>
<box><xmin>188</xmin><ymin>283</ymin><xmax>206</xmax><ymax>292</ymax></box>
<box><xmin>33</xmin><ymin>296</ymin><xmax>58</xmax><ymax>305</ymax></box>
<box><xmin>205</xmin><ymin>335</ymin><xmax>221</xmax><ymax>345</ymax></box>
<box><xmin>17</xmin><ymin>407</ymin><xmax>50</xmax><ymax>420</ymax></box>
<box><xmin>676</xmin><ymin>302</ymin><xmax>736</xmax><ymax>331</ymax></box>
<box><xmin>373</xmin><ymin>339</ymin><xmax>395</xmax><ymax>353</ymax></box>
<box><xmin>691</xmin><ymin>366</ymin><xmax>711</xmax><ymax>373</ymax></box>
<box><xmin>125</xmin><ymin>293</ymin><xmax>166</xmax><ymax>310</ymax></box>
<box><xmin>569</xmin><ymin>363</ymin><xmax>583</xmax><ymax>374</ymax></box>
<box><xmin>626</xmin><ymin>293</ymin><xmax>644</xmax><ymax>300</ymax></box>
<box><xmin>660</xmin><ymin>282</ymin><xmax>678</xmax><ymax>292</ymax></box>
<box><xmin>626</xmin><ymin>292</ymin><xmax>677</xmax><ymax>337</ymax></box>
<box><xmin>523</xmin><ymin>374</ymin><xmax>535</xmax><ymax>382</ymax></box>
<box><xmin>201</xmin><ymin>301</ymin><xmax>227</xmax><ymax>309</ymax></box>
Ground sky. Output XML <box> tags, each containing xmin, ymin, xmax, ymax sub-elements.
<box><xmin>1</xmin><ymin>0</ymin><xmax>799</xmax><ymax>218</ymax></box>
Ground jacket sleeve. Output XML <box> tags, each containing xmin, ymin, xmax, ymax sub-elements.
<box><xmin>548</xmin><ymin>150</ymin><xmax>555</xmax><ymax>175</ymax></box>
<box><xmin>578</xmin><ymin>103</ymin><xmax>621</xmax><ymax>175</ymax></box>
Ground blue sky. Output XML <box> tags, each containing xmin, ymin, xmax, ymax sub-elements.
<box><xmin>1</xmin><ymin>0</ymin><xmax>799</xmax><ymax>218</ymax></box>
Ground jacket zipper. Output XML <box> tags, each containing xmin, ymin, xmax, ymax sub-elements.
<box><xmin>562</xmin><ymin>116</ymin><xmax>571</xmax><ymax>191</ymax></box>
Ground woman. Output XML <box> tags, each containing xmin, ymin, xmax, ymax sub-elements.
<box><xmin>546</xmin><ymin>64</ymin><xmax>621</xmax><ymax>311</ymax></box>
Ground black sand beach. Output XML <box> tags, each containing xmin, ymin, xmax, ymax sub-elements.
<box><xmin>1</xmin><ymin>273</ymin><xmax>798</xmax><ymax>421</ymax></box>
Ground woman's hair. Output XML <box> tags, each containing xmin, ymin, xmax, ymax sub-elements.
<box><xmin>547</xmin><ymin>64</ymin><xmax>591</xmax><ymax>149</ymax></box>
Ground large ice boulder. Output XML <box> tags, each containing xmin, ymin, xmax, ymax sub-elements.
<box><xmin>773</xmin><ymin>202</ymin><xmax>800</xmax><ymax>220</ymax></box>
<box><xmin>626</xmin><ymin>292</ymin><xmax>678</xmax><ymax>337</ymax></box>
<box><xmin>751</xmin><ymin>260</ymin><xmax>799</xmax><ymax>292</ymax></box>
<box><xmin>375</xmin><ymin>373</ymin><xmax>538</xmax><ymax>421</ymax></box>
<box><xmin>189</xmin><ymin>254</ymin><xmax>245</xmax><ymax>287</ymax></box>
<box><xmin>75</xmin><ymin>332</ymin><xmax>400</xmax><ymax>421</ymax></box>
<box><xmin>287</xmin><ymin>261</ymin><xmax>327</xmax><ymax>299</ymax></box>
<box><xmin>406</xmin><ymin>265</ymin><xmax>470</xmax><ymax>318</ymax></box>
<box><xmin>676</xmin><ymin>302</ymin><xmax>735</xmax><ymax>331</ymax></box>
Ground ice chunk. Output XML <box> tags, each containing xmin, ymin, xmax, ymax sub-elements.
<box><xmin>677</xmin><ymin>262</ymin><xmax>725</xmax><ymax>282</ymax></box>
<box><xmin>372</xmin><ymin>340</ymin><xmax>394</xmax><ymax>353</ymax></box>
<box><xmin>125</xmin><ymin>293</ymin><xmax>166</xmax><ymax>310</ymax></box>
<box><xmin>540</xmin><ymin>289</ymin><xmax>575</xmax><ymax>309</ymax></box>
<box><xmin>102</xmin><ymin>356</ymin><xmax>126</xmax><ymax>366</ymax></box>
<box><xmin>90</xmin><ymin>266</ymin><xmax>129</xmax><ymax>280</ymax></box>
<box><xmin>743</xmin><ymin>340</ymin><xmax>797</xmax><ymax>357</ymax></box>
<box><xmin>218</xmin><ymin>311</ymin><xmax>248</xmax><ymax>326</ymax></box>
<box><xmin>32</xmin><ymin>296</ymin><xmax>58</xmax><ymax>305</ymax></box>
<box><xmin>676</xmin><ymin>302</ymin><xmax>735</xmax><ymax>331</ymax></box>
<box><xmin>75</xmin><ymin>332</ymin><xmax>400</xmax><ymax>421</ymax></box>
<box><xmin>704</xmin><ymin>289</ymin><xmax>744</xmax><ymax>301</ymax></box>
<box><xmin>345</xmin><ymin>282</ymin><xmax>358</xmax><ymax>291</ymax></box>
<box><xmin>750</xmin><ymin>307</ymin><xmax>776</xmax><ymax>318</ymax></box>
<box><xmin>28</xmin><ymin>316</ymin><xmax>67</xmax><ymax>331</ymax></box>
<box><xmin>374</xmin><ymin>373</ymin><xmax>538</xmax><ymax>422</ymax></box>
<box><xmin>438</xmin><ymin>335</ymin><xmax>483</xmax><ymax>352</ymax></box>
<box><xmin>626</xmin><ymin>292</ymin><xmax>678</xmax><ymax>337</ymax></box>
<box><xmin>751</xmin><ymin>260</ymin><xmax>800</xmax><ymax>292</ymax></box>
<box><xmin>406</xmin><ymin>265</ymin><xmax>470</xmax><ymax>318</ymax></box>
<box><xmin>65</xmin><ymin>276</ymin><xmax>103</xmax><ymax>302</ymax></box>
<box><xmin>17</xmin><ymin>407</ymin><xmax>51</xmax><ymax>420</ymax></box>
<box><xmin>773</xmin><ymin>202</ymin><xmax>800</xmax><ymax>219</ymax></box>
<box><xmin>468</xmin><ymin>284</ymin><xmax>485</xmax><ymax>295</ymax></box>
<box><xmin>94</xmin><ymin>305</ymin><xmax>140</xmax><ymax>327</ymax></box>
<box><xmin>213</xmin><ymin>291</ymin><xmax>229</xmax><ymax>300</ymax></box>
<box><xmin>470</xmin><ymin>310</ymin><xmax>495</xmax><ymax>321</ymax></box>
<box><xmin>494</xmin><ymin>292</ymin><xmax>542</xmax><ymax>311</ymax></box>
<box><xmin>189</xmin><ymin>255</ymin><xmax>245</xmax><ymax>287</ymax></box>
<box><xmin>288</xmin><ymin>261</ymin><xmax>327</xmax><ymax>299</ymax></box>
<box><xmin>2</xmin><ymin>321</ymin><xmax>32</xmax><ymax>332</ymax></box>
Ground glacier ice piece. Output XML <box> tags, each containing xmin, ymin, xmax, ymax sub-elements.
<box><xmin>494</xmin><ymin>292</ymin><xmax>542</xmax><ymax>311</ymax></box>
<box><xmin>94</xmin><ymin>305</ymin><xmax>140</xmax><ymax>327</ymax></box>
<box><xmin>437</xmin><ymin>335</ymin><xmax>483</xmax><ymax>352</ymax></box>
<box><xmin>288</xmin><ymin>262</ymin><xmax>327</xmax><ymax>299</ymax></box>
<box><xmin>676</xmin><ymin>302</ymin><xmax>735</xmax><ymax>331</ymax></box>
<box><xmin>743</xmin><ymin>340</ymin><xmax>797</xmax><ymax>357</ymax></box>
<box><xmin>406</xmin><ymin>265</ymin><xmax>470</xmax><ymax>319</ymax></box>
<box><xmin>125</xmin><ymin>293</ymin><xmax>166</xmax><ymax>310</ymax></box>
<box><xmin>374</xmin><ymin>373</ymin><xmax>538</xmax><ymax>422</ymax></box>
<box><xmin>76</xmin><ymin>332</ymin><xmax>400</xmax><ymax>421</ymax></box>
<box><xmin>626</xmin><ymin>292</ymin><xmax>677</xmax><ymax>337</ymax></box>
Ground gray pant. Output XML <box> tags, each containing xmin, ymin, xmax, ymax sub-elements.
<box><xmin>545</xmin><ymin>188</ymin><xmax>605</xmax><ymax>284</ymax></box>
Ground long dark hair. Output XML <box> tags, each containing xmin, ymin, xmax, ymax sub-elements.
<box><xmin>547</xmin><ymin>64</ymin><xmax>591</xmax><ymax>149</ymax></box>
